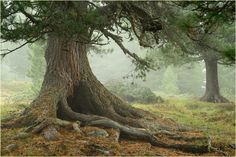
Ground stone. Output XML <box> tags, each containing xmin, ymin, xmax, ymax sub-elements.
<box><xmin>42</xmin><ymin>126</ymin><xmax>60</xmax><ymax>141</ymax></box>
<box><xmin>114</xmin><ymin>129</ymin><xmax>120</xmax><ymax>142</ymax></box>
<box><xmin>72</xmin><ymin>123</ymin><xmax>81</xmax><ymax>132</ymax></box>
<box><xmin>88</xmin><ymin>143</ymin><xmax>110</xmax><ymax>155</ymax></box>
<box><xmin>13</xmin><ymin>132</ymin><xmax>30</xmax><ymax>140</ymax></box>
<box><xmin>87</xmin><ymin>129</ymin><xmax>109</xmax><ymax>137</ymax></box>
<box><xmin>6</xmin><ymin>144</ymin><xmax>17</xmax><ymax>152</ymax></box>
<box><xmin>229</xmin><ymin>143</ymin><xmax>236</xmax><ymax>149</ymax></box>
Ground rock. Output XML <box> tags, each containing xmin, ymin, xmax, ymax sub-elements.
<box><xmin>229</xmin><ymin>143</ymin><xmax>236</xmax><ymax>149</ymax></box>
<box><xmin>87</xmin><ymin>129</ymin><xmax>109</xmax><ymax>137</ymax></box>
<box><xmin>113</xmin><ymin>129</ymin><xmax>120</xmax><ymax>142</ymax></box>
<box><xmin>6</xmin><ymin>144</ymin><xmax>17</xmax><ymax>152</ymax></box>
<box><xmin>13</xmin><ymin>132</ymin><xmax>30</xmax><ymax>140</ymax></box>
<box><xmin>72</xmin><ymin>123</ymin><xmax>81</xmax><ymax>132</ymax></box>
<box><xmin>42</xmin><ymin>126</ymin><xmax>60</xmax><ymax>141</ymax></box>
<box><xmin>88</xmin><ymin>143</ymin><xmax>110</xmax><ymax>155</ymax></box>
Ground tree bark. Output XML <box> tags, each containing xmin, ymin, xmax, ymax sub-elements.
<box><xmin>2</xmin><ymin>35</ymin><xmax>224</xmax><ymax>154</ymax></box>
<box><xmin>200</xmin><ymin>55</ymin><xmax>229</xmax><ymax>103</ymax></box>
<box><xmin>3</xmin><ymin>34</ymin><xmax>147</xmax><ymax>129</ymax></box>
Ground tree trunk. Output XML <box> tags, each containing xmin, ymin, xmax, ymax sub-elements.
<box><xmin>200</xmin><ymin>55</ymin><xmax>229</xmax><ymax>103</ymax></box>
<box><xmin>3</xmin><ymin>34</ymin><xmax>148</xmax><ymax>130</ymax></box>
<box><xmin>2</xmin><ymin>35</ymin><xmax>223</xmax><ymax>154</ymax></box>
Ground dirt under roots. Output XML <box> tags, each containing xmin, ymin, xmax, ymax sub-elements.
<box><xmin>1</xmin><ymin>89</ymin><xmax>230</xmax><ymax>156</ymax></box>
<box><xmin>1</xmin><ymin>36</ymin><xmax>231</xmax><ymax>155</ymax></box>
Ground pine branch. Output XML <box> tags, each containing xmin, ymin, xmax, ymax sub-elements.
<box><xmin>100</xmin><ymin>28</ymin><xmax>153</xmax><ymax>69</ymax></box>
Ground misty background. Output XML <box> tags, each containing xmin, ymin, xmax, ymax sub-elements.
<box><xmin>1</xmin><ymin>40</ymin><xmax>235</xmax><ymax>101</ymax></box>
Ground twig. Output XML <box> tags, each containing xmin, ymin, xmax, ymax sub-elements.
<box><xmin>1</xmin><ymin>36</ymin><xmax>41</xmax><ymax>59</ymax></box>
<box><xmin>100</xmin><ymin>28</ymin><xmax>152</xmax><ymax>69</ymax></box>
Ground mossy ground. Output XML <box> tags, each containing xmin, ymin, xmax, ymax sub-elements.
<box><xmin>1</xmin><ymin>81</ymin><xmax>235</xmax><ymax>156</ymax></box>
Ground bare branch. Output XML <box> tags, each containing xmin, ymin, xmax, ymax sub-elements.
<box><xmin>100</xmin><ymin>28</ymin><xmax>153</xmax><ymax>69</ymax></box>
<box><xmin>1</xmin><ymin>36</ymin><xmax>41</xmax><ymax>59</ymax></box>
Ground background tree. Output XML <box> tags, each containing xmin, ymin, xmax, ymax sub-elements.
<box><xmin>27</xmin><ymin>41</ymin><xmax>46</xmax><ymax>95</ymax></box>
<box><xmin>161</xmin><ymin>66</ymin><xmax>179</xmax><ymax>95</ymax></box>
<box><xmin>147</xmin><ymin>1</ymin><xmax>235</xmax><ymax>102</ymax></box>
<box><xmin>1</xmin><ymin>42</ymin><xmax>30</xmax><ymax>80</ymax></box>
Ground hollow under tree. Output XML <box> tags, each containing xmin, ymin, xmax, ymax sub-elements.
<box><xmin>0</xmin><ymin>1</ymin><xmax>226</xmax><ymax>154</ymax></box>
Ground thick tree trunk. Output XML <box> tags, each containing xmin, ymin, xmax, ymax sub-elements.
<box><xmin>200</xmin><ymin>55</ymin><xmax>229</xmax><ymax>103</ymax></box>
<box><xmin>3</xmin><ymin>35</ymin><xmax>147</xmax><ymax>129</ymax></box>
<box><xmin>2</xmin><ymin>35</ymin><xmax>224</xmax><ymax>154</ymax></box>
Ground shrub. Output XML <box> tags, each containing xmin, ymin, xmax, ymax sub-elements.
<box><xmin>105</xmin><ymin>81</ymin><xmax>163</xmax><ymax>104</ymax></box>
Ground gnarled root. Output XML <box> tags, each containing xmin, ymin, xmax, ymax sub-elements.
<box><xmin>200</xmin><ymin>94</ymin><xmax>229</xmax><ymax>103</ymax></box>
<box><xmin>59</xmin><ymin>98</ymin><xmax>226</xmax><ymax>154</ymax></box>
<box><xmin>1</xmin><ymin>94</ymin><xmax>227</xmax><ymax>155</ymax></box>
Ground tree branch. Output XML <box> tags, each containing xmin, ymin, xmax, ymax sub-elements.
<box><xmin>100</xmin><ymin>28</ymin><xmax>152</xmax><ymax>69</ymax></box>
<box><xmin>1</xmin><ymin>36</ymin><xmax>41</xmax><ymax>59</ymax></box>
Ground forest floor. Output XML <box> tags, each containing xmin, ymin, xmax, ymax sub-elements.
<box><xmin>1</xmin><ymin>81</ymin><xmax>235</xmax><ymax>156</ymax></box>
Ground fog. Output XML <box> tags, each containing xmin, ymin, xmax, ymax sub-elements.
<box><xmin>1</xmin><ymin>40</ymin><xmax>235</xmax><ymax>100</ymax></box>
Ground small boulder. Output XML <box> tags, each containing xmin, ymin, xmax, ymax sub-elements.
<box><xmin>87</xmin><ymin>129</ymin><xmax>108</xmax><ymax>137</ymax></box>
<box><xmin>42</xmin><ymin>126</ymin><xmax>60</xmax><ymax>141</ymax></box>
<box><xmin>88</xmin><ymin>143</ymin><xmax>110</xmax><ymax>155</ymax></box>
<box><xmin>72</xmin><ymin>123</ymin><xmax>81</xmax><ymax>132</ymax></box>
<box><xmin>229</xmin><ymin>143</ymin><xmax>236</xmax><ymax>149</ymax></box>
<box><xmin>6</xmin><ymin>144</ymin><xmax>17</xmax><ymax>152</ymax></box>
<box><xmin>13</xmin><ymin>132</ymin><xmax>30</xmax><ymax>140</ymax></box>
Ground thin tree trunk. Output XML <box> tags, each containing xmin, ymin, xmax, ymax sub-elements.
<box><xmin>201</xmin><ymin>55</ymin><xmax>229</xmax><ymax>103</ymax></box>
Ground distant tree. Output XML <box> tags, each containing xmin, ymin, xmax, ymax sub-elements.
<box><xmin>176</xmin><ymin>62</ymin><xmax>205</xmax><ymax>96</ymax></box>
<box><xmin>161</xmin><ymin>66</ymin><xmax>179</xmax><ymax>94</ymax></box>
<box><xmin>1</xmin><ymin>42</ymin><xmax>30</xmax><ymax>80</ymax></box>
<box><xmin>148</xmin><ymin>1</ymin><xmax>235</xmax><ymax>102</ymax></box>
<box><xmin>27</xmin><ymin>42</ymin><xmax>46</xmax><ymax>95</ymax></box>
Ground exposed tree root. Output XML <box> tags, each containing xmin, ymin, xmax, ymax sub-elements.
<box><xmin>1</xmin><ymin>93</ymin><xmax>227</xmax><ymax>155</ymax></box>
<box><xmin>56</xmin><ymin>98</ymin><xmax>227</xmax><ymax>154</ymax></box>
<box><xmin>1</xmin><ymin>102</ymin><xmax>227</xmax><ymax>155</ymax></box>
<box><xmin>200</xmin><ymin>94</ymin><xmax>229</xmax><ymax>103</ymax></box>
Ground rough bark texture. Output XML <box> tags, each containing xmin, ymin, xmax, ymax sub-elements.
<box><xmin>2</xmin><ymin>35</ymin><xmax>225</xmax><ymax>154</ymax></box>
<box><xmin>200</xmin><ymin>55</ymin><xmax>229</xmax><ymax>103</ymax></box>
<box><xmin>2</xmin><ymin>35</ymin><xmax>147</xmax><ymax>132</ymax></box>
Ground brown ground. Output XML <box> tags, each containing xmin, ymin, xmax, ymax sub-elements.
<box><xmin>1</xmin><ymin>124</ymin><xmax>235</xmax><ymax>156</ymax></box>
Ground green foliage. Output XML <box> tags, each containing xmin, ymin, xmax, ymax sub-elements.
<box><xmin>105</xmin><ymin>81</ymin><xmax>163</xmax><ymax>104</ymax></box>
<box><xmin>84</xmin><ymin>9</ymin><xmax>108</xmax><ymax>27</ymax></box>
<box><xmin>27</xmin><ymin>42</ymin><xmax>46</xmax><ymax>95</ymax></box>
<box><xmin>161</xmin><ymin>66</ymin><xmax>179</xmax><ymax>94</ymax></box>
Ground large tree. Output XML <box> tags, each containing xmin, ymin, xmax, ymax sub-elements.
<box><xmin>1</xmin><ymin>1</ymin><xmax>177</xmax><ymax>149</ymax></box>
<box><xmin>0</xmin><ymin>1</ymin><xmax>233</xmax><ymax>153</ymax></box>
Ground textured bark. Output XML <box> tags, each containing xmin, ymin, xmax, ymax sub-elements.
<box><xmin>2</xmin><ymin>35</ymin><xmax>225</xmax><ymax>154</ymax></box>
<box><xmin>201</xmin><ymin>55</ymin><xmax>229</xmax><ymax>103</ymax></box>
<box><xmin>64</xmin><ymin>47</ymin><xmax>146</xmax><ymax>127</ymax></box>
<box><xmin>2</xmin><ymin>34</ymin><xmax>146</xmax><ymax>129</ymax></box>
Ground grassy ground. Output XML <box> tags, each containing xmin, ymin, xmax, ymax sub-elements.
<box><xmin>133</xmin><ymin>95</ymin><xmax>235</xmax><ymax>148</ymax></box>
<box><xmin>0</xmin><ymin>81</ymin><xmax>33</xmax><ymax>120</ymax></box>
<box><xmin>1</xmin><ymin>81</ymin><xmax>235</xmax><ymax>156</ymax></box>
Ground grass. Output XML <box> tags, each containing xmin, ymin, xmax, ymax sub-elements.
<box><xmin>133</xmin><ymin>96</ymin><xmax>235</xmax><ymax>146</ymax></box>
<box><xmin>1</xmin><ymin>81</ymin><xmax>235</xmax><ymax>150</ymax></box>
<box><xmin>0</xmin><ymin>81</ymin><xmax>33</xmax><ymax>120</ymax></box>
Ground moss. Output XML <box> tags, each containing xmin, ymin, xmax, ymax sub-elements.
<box><xmin>133</xmin><ymin>97</ymin><xmax>235</xmax><ymax>146</ymax></box>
